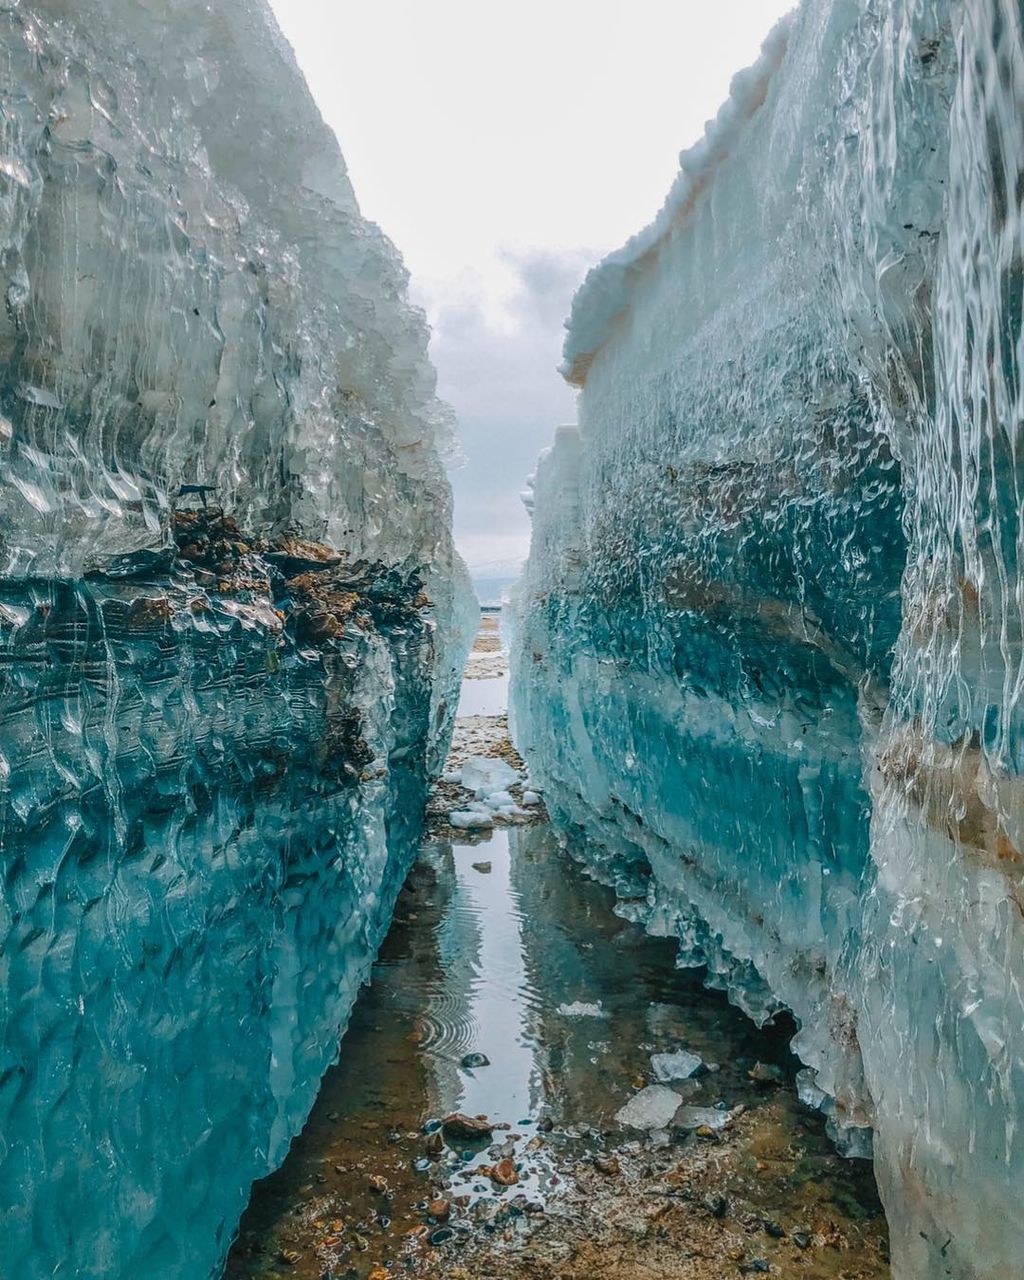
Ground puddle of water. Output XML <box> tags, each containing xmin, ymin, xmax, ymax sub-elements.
<box><xmin>455</xmin><ymin>673</ymin><xmax>509</xmax><ymax>718</ymax></box>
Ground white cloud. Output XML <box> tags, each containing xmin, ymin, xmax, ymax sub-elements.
<box><xmin>422</xmin><ymin>247</ymin><xmax>589</xmax><ymax>568</ymax></box>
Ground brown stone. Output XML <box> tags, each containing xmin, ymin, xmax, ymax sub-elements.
<box><xmin>442</xmin><ymin>1113</ymin><xmax>494</xmax><ymax>1139</ymax></box>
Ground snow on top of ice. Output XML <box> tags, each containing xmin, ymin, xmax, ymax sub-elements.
<box><xmin>560</xmin><ymin>12</ymin><xmax>795</xmax><ymax>387</ymax></box>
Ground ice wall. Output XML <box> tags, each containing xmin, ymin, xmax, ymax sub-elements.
<box><xmin>511</xmin><ymin>3</ymin><xmax>1024</xmax><ymax>1276</ymax></box>
<box><xmin>0</xmin><ymin>2</ymin><xmax>474</xmax><ymax>1276</ymax></box>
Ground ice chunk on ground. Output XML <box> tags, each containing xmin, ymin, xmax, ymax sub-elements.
<box><xmin>673</xmin><ymin>1107</ymin><xmax>734</xmax><ymax>1133</ymax></box>
<box><xmin>615</xmin><ymin>1085</ymin><xmax>683</xmax><ymax>1131</ymax></box>
<box><xmin>460</xmin><ymin>755</ymin><xmax>520</xmax><ymax>797</ymax></box>
<box><xmin>651</xmin><ymin>1050</ymin><xmax>704</xmax><ymax>1082</ymax></box>
<box><xmin>449</xmin><ymin>810</ymin><xmax>495</xmax><ymax>830</ymax></box>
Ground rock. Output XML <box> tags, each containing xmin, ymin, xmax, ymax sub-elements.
<box><xmin>489</xmin><ymin>1157</ymin><xmax>519</xmax><ymax>1186</ymax></box>
<box><xmin>426</xmin><ymin>1198</ymin><xmax>452</xmax><ymax>1221</ymax></box>
<box><xmin>368</xmin><ymin>1174</ymin><xmax>389</xmax><ymax>1194</ymax></box>
<box><xmin>792</xmin><ymin>1230</ymin><xmax>812</xmax><ymax>1249</ymax></box>
<box><xmin>279</xmin><ymin>1249</ymin><xmax>302</xmax><ymax>1265</ymax></box>
<box><xmin>471</xmin><ymin>861</ymin><xmax>492</xmax><ymax>874</ymax></box>
<box><xmin>593</xmin><ymin>1155</ymin><xmax>621</xmax><ymax>1176</ymax></box>
<box><xmin>764</xmin><ymin>1220</ymin><xmax>785</xmax><ymax>1238</ymax></box>
<box><xmin>703</xmin><ymin>1194</ymin><xmax>729</xmax><ymax>1219</ymax></box>
<box><xmin>461</xmin><ymin>1051</ymin><xmax>491</xmax><ymax>1069</ymax></box>
<box><xmin>429</xmin><ymin>1226</ymin><xmax>455</xmax><ymax>1246</ymax></box>
<box><xmin>521</xmin><ymin>790</ymin><xmax>541</xmax><ymax>806</ymax></box>
<box><xmin>443</xmin><ymin>1113</ymin><xmax>494</xmax><ymax>1140</ymax></box>
<box><xmin>651</xmin><ymin>1049</ymin><xmax>704</xmax><ymax>1082</ymax></box>
<box><xmin>426</xmin><ymin>1130</ymin><xmax>445</xmax><ymax>1157</ymax></box>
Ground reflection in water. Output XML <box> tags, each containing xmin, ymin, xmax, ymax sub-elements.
<box><xmin>442</xmin><ymin>832</ymin><xmax>536</xmax><ymax>1122</ymax></box>
<box><xmin>456</xmin><ymin>673</ymin><xmax>510</xmax><ymax>717</ymax></box>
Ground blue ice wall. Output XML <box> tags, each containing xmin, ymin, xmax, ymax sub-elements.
<box><xmin>0</xmin><ymin>1</ymin><xmax>473</xmax><ymax>1275</ymax></box>
<box><xmin>511</xmin><ymin>4</ymin><xmax>1024</xmax><ymax>1276</ymax></box>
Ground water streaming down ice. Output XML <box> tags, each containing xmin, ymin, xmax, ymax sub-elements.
<box><xmin>0</xmin><ymin>2</ymin><xmax>474</xmax><ymax>1276</ymax></box>
<box><xmin>511</xmin><ymin>3</ymin><xmax>1024</xmax><ymax>1276</ymax></box>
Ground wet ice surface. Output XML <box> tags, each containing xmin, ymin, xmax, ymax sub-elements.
<box><xmin>226</xmin><ymin>622</ymin><xmax>888</xmax><ymax>1278</ymax></box>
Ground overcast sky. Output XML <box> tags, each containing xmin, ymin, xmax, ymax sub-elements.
<box><xmin>270</xmin><ymin>0</ymin><xmax>794</xmax><ymax>573</ymax></box>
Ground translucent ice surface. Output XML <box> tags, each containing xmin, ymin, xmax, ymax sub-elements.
<box><xmin>0</xmin><ymin>1</ymin><xmax>474</xmax><ymax>1276</ymax></box>
<box><xmin>511</xmin><ymin>3</ymin><xmax>1024</xmax><ymax>1275</ymax></box>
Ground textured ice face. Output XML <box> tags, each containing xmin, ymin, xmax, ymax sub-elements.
<box><xmin>0</xmin><ymin>1</ymin><xmax>475</xmax><ymax>1276</ymax></box>
<box><xmin>0</xmin><ymin>0</ymin><xmax>458</xmax><ymax>581</ymax></box>
<box><xmin>511</xmin><ymin>2</ymin><xmax>1024</xmax><ymax>1276</ymax></box>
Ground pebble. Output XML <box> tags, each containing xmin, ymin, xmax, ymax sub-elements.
<box><xmin>792</xmin><ymin>1230</ymin><xmax>812</xmax><ymax>1249</ymax></box>
<box><xmin>460</xmin><ymin>1052</ymin><xmax>491</xmax><ymax>1069</ymax></box>
<box><xmin>489</xmin><ymin>1157</ymin><xmax>520</xmax><ymax>1186</ymax></box>
<box><xmin>593</xmin><ymin>1155</ymin><xmax>621</xmax><ymax>1176</ymax></box>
